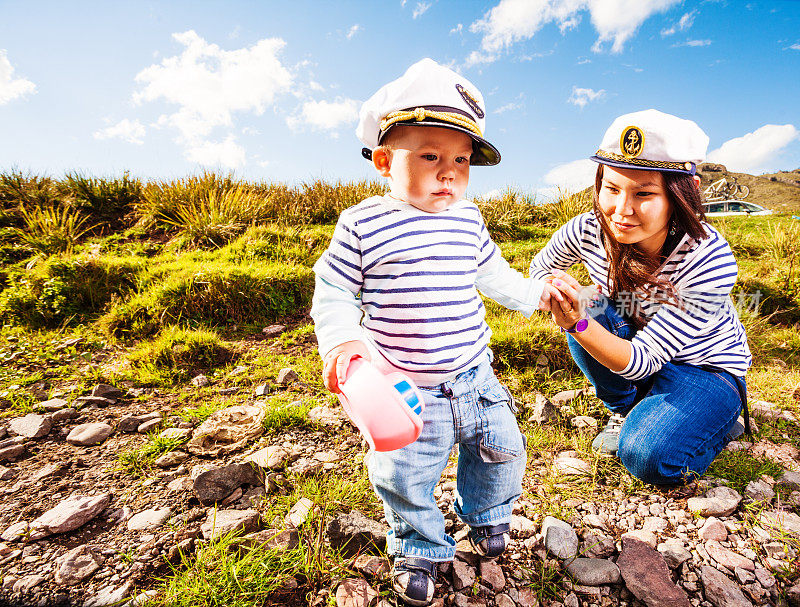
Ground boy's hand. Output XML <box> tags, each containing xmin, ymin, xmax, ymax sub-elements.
<box><xmin>322</xmin><ymin>340</ymin><xmax>371</xmax><ymax>393</ymax></box>
<box><xmin>537</xmin><ymin>281</ymin><xmax>565</xmax><ymax>312</ymax></box>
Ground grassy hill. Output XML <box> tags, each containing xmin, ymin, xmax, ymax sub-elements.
<box><xmin>697</xmin><ymin>162</ymin><xmax>800</xmax><ymax>213</ymax></box>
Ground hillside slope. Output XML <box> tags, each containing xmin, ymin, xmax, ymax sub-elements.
<box><xmin>698</xmin><ymin>163</ymin><xmax>800</xmax><ymax>213</ymax></box>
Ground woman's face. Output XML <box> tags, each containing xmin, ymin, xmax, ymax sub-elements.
<box><xmin>597</xmin><ymin>165</ymin><xmax>672</xmax><ymax>257</ymax></box>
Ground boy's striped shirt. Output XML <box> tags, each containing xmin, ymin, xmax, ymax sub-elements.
<box><xmin>529</xmin><ymin>212</ymin><xmax>752</xmax><ymax>380</ymax></box>
<box><xmin>314</xmin><ymin>195</ymin><xmax>540</xmax><ymax>386</ymax></box>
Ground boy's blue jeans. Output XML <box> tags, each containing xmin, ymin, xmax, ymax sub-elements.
<box><xmin>568</xmin><ymin>295</ymin><xmax>744</xmax><ymax>485</ymax></box>
<box><xmin>368</xmin><ymin>355</ymin><xmax>526</xmax><ymax>562</ymax></box>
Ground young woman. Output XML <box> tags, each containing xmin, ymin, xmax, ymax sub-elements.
<box><xmin>530</xmin><ymin>109</ymin><xmax>752</xmax><ymax>486</ymax></box>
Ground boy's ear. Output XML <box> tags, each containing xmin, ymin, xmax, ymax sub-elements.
<box><xmin>372</xmin><ymin>147</ymin><xmax>392</xmax><ymax>177</ymax></box>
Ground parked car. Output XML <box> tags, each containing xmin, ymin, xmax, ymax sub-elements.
<box><xmin>701</xmin><ymin>200</ymin><xmax>773</xmax><ymax>217</ymax></box>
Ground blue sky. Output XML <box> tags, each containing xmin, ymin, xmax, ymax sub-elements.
<box><xmin>1</xmin><ymin>0</ymin><xmax>799</xmax><ymax>199</ymax></box>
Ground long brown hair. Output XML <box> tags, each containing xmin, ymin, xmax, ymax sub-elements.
<box><xmin>593</xmin><ymin>164</ymin><xmax>708</xmax><ymax>327</ymax></box>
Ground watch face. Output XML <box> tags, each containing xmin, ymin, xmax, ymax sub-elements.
<box><xmin>574</xmin><ymin>318</ymin><xmax>589</xmax><ymax>333</ymax></box>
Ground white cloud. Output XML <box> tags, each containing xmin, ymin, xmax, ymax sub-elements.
<box><xmin>134</xmin><ymin>30</ymin><xmax>293</xmax><ymax>142</ymax></box>
<box><xmin>707</xmin><ymin>124</ymin><xmax>799</xmax><ymax>174</ymax></box>
<box><xmin>346</xmin><ymin>24</ymin><xmax>361</xmax><ymax>39</ymax></box>
<box><xmin>0</xmin><ymin>50</ymin><xmax>36</xmax><ymax>105</ymax></box>
<box><xmin>94</xmin><ymin>119</ymin><xmax>146</xmax><ymax>145</ymax></box>
<box><xmin>467</xmin><ymin>0</ymin><xmax>680</xmax><ymax>65</ymax></box>
<box><xmin>568</xmin><ymin>86</ymin><xmax>605</xmax><ymax>108</ymax></box>
<box><xmin>672</xmin><ymin>39</ymin><xmax>711</xmax><ymax>47</ymax></box>
<box><xmin>185</xmin><ymin>136</ymin><xmax>246</xmax><ymax>169</ymax></box>
<box><xmin>413</xmin><ymin>2</ymin><xmax>432</xmax><ymax>18</ymax></box>
<box><xmin>494</xmin><ymin>100</ymin><xmax>524</xmax><ymax>114</ymax></box>
<box><xmin>661</xmin><ymin>10</ymin><xmax>695</xmax><ymax>36</ymax></box>
<box><xmin>286</xmin><ymin>97</ymin><xmax>360</xmax><ymax>132</ymax></box>
<box><xmin>789</xmin><ymin>43</ymin><xmax>800</xmax><ymax>50</ymax></box>
<box><xmin>450</xmin><ymin>23</ymin><xmax>464</xmax><ymax>35</ymax></box>
<box><xmin>543</xmin><ymin>158</ymin><xmax>597</xmax><ymax>193</ymax></box>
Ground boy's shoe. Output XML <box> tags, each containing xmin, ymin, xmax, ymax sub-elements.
<box><xmin>468</xmin><ymin>523</ymin><xmax>510</xmax><ymax>558</ymax></box>
<box><xmin>392</xmin><ymin>557</ymin><xmax>436</xmax><ymax>606</ymax></box>
<box><xmin>591</xmin><ymin>413</ymin><xmax>626</xmax><ymax>456</ymax></box>
<box><xmin>725</xmin><ymin>416</ymin><xmax>745</xmax><ymax>442</ymax></box>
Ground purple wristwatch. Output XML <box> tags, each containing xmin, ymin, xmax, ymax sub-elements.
<box><xmin>562</xmin><ymin>317</ymin><xmax>589</xmax><ymax>334</ymax></box>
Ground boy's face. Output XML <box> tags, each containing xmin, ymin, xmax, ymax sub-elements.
<box><xmin>374</xmin><ymin>125</ymin><xmax>472</xmax><ymax>213</ymax></box>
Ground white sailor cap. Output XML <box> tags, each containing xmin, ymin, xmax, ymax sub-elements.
<box><xmin>591</xmin><ymin>109</ymin><xmax>709</xmax><ymax>175</ymax></box>
<box><xmin>356</xmin><ymin>58</ymin><xmax>500</xmax><ymax>166</ymax></box>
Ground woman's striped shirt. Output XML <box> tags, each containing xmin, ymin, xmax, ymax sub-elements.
<box><xmin>529</xmin><ymin>212</ymin><xmax>752</xmax><ymax>380</ymax></box>
<box><xmin>313</xmin><ymin>195</ymin><xmax>544</xmax><ymax>386</ymax></box>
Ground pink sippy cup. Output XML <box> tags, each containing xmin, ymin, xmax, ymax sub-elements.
<box><xmin>336</xmin><ymin>357</ymin><xmax>425</xmax><ymax>452</ymax></box>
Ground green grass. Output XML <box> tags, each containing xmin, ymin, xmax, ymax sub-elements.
<box><xmin>705</xmin><ymin>450</ymin><xmax>784</xmax><ymax>493</ymax></box>
<box><xmin>262</xmin><ymin>398</ymin><xmax>313</xmax><ymax>434</ymax></box>
<box><xmin>117</xmin><ymin>433</ymin><xmax>189</xmax><ymax>477</ymax></box>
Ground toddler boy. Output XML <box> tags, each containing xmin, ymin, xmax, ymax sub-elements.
<box><xmin>311</xmin><ymin>58</ymin><xmax>557</xmax><ymax>606</ymax></box>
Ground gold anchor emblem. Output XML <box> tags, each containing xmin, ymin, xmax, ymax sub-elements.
<box><xmin>620</xmin><ymin>126</ymin><xmax>645</xmax><ymax>159</ymax></box>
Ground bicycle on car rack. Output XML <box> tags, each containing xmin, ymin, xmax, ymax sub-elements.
<box><xmin>703</xmin><ymin>177</ymin><xmax>750</xmax><ymax>201</ymax></box>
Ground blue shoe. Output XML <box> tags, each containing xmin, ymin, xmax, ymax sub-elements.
<box><xmin>392</xmin><ymin>557</ymin><xmax>436</xmax><ymax>606</ymax></box>
<box><xmin>468</xmin><ymin>523</ymin><xmax>510</xmax><ymax>558</ymax></box>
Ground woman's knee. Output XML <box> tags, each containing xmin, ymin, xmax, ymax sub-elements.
<box><xmin>617</xmin><ymin>429</ymin><xmax>685</xmax><ymax>485</ymax></box>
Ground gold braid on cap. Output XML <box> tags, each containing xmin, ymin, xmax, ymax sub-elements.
<box><xmin>595</xmin><ymin>149</ymin><xmax>692</xmax><ymax>171</ymax></box>
<box><xmin>380</xmin><ymin>108</ymin><xmax>482</xmax><ymax>138</ymax></box>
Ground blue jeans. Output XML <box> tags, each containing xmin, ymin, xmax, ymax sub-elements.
<box><xmin>568</xmin><ymin>296</ymin><xmax>745</xmax><ymax>486</ymax></box>
<box><xmin>368</xmin><ymin>354</ymin><xmax>526</xmax><ymax>562</ymax></box>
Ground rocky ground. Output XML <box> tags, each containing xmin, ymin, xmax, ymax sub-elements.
<box><xmin>0</xmin><ymin>330</ymin><xmax>799</xmax><ymax>607</ymax></box>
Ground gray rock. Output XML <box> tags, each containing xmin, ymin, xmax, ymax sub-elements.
<box><xmin>452</xmin><ymin>558</ymin><xmax>476</xmax><ymax>590</ymax></box>
<box><xmin>12</xmin><ymin>574</ymin><xmax>44</xmax><ymax>594</ymax></box>
<box><xmin>542</xmin><ymin>516</ymin><xmax>578</xmax><ymax>560</ymax></box>
<box><xmin>118</xmin><ymin>413</ymin><xmax>161</xmax><ymax>433</ymax></box>
<box><xmin>622</xmin><ymin>529</ymin><xmax>657</xmax><ymax>548</ymax></box>
<box><xmin>553</xmin><ymin>453</ymin><xmax>592</xmax><ymax>476</ymax></box>
<box><xmin>510</xmin><ymin>514</ymin><xmax>537</xmax><ymax>539</ymax></box>
<box><xmin>277</xmin><ymin>368</ymin><xmax>299</xmax><ymax>385</ymax></box>
<box><xmin>9</xmin><ymin>414</ymin><xmax>52</xmax><ymax>439</ymax></box>
<box><xmin>698</xmin><ymin>517</ymin><xmax>728</xmax><ymax>541</ymax></box>
<box><xmin>191</xmin><ymin>374</ymin><xmax>211</xmax><ymax>387</ymax></box>
<box><xmin>687</xmin><ymin>486</ymin><xmax>742</xmax><ymax>517</ymax></box>
<box><xmin>0</xmin><ymin>445</ymin><xmax>24</xmax><ymax>462</ymax></box>
<box><xmin>657</xmin><ymin>539</ymin><xmax>691</xmax><ymax>569</ymax></box>
<box><xmin>705</xmin><ymin>540</ymin><xmax>755</xmax><ymax>571</ymax></box>
<box><xmin>83</xmin><ymin>580</ymin><xmax>134</xmax><ymax>607</ymax></box>
<box><xmin>754</xmin><ymin>568</ymin><xmax>775</xmax><ymax>589</ymax></box>
<box><xmin>479</xmin><ymin>558</ymin><xmax>505</xmax><ymax>590</ymax></box>
<box><xmin>308</xmin><ymin>405</ymin><xmax>345</xmax><ymax>427</ymax></box>
<box><xmin>54</xmin><ymin>545</ymin><xmax>104</xmax><ymax>585</ymax></box>
<box><xmin>40</xmin><ymin>398</ymin><xmax>69</xmax><ymax>412</ymax></box>
<box><xmin>245</xmin><ymin>446</ymin><xmax>290</xmax><ymax>469</ymax></box>
<box><xmin>0</xmin><ymin>465</ymin><xmax>15</xmax><ymax>481</ymax></box>
<box><xmin>617</xmin><ymin>537</ymin><xmax>690</xmax><ymax>607</ymax></box>
<box><xmin>66</xmin><ymin>423</ymin><xmax>113</xmax><ymax>446</ymax></box>
<box><xmin>734</xmin><ymin>567</ymin><xmax>754</xmax><ymax>584</ymax></box>
<box><xmin>29</xmin><ymin>493</ymin><xmax>111</xmax><ymax>539</ymax></box>
<box><xmin>744</xmin><ymin>479</ymin><xmax>775</xmax><ymax>502</ymax></box>
<box><xmin>73</xmin><ymin>396</ymin><xmax>117</xmax><ymax>408</ymax></box>
<box><xmin>326</xmin><ymin>510</ymin><xmax>387</xmax><ymax>556</ymax></box>
<box><xmin>551</xmin><ymin>389</ymin><xmax>583</xmax><ymax>406</ymax></box>
<box><xmin>777</xmin><ymin>470</ymin><xmax>800</xmax><ymax>491</ymax></box>
<box><xmin>154</xmin><ymin>451</ymin><xmax>188</xmax><ymax>468</ymax></box>
<box><xmin>352</xmin><ymin>554</ymin><xmax>389</xmax><ymax>578</ymax></box>
<box><xmin>700</xmin><ymin>565</ymin><xmax>753</xmax><ymax>607</ymax></box>
<box><xmin>786</xmin><ymin>583</ymin><xmax>800</xmax><ymax>607</ymax></box>
<box><xmin>285</xmin><ymin>497</ymin><xmax>314</xmax><ymax>528</ymax></box>
<box><xmin>582</xmin><ymin>532</ymin><xmax>615</xmax><ymax>559</ymax></box>
<box><xmin>335</xmin><ymin>578</ymin><xmax>378</xmax><ymax>607</ymax></box>
<box><xmin>51</xmin><ymin>407</ymin><xmax>78</xmax><ymax>423</ymax></box>
<box><xmin>201</xmin><ymin>509</ymin><xmax>260</xmax><ymax>541</ymax></box>
<box><xmin>758</xmin><ymin>510</ymin><xmax>800</xmax><ymax>537</ymax></box>
<box><xmin>262</xmin><ymin>324</ymin><xmax>286</xmax><ymax>336</ymax></box>
<box><xmin>192</xmin><ymin>463</ymin><xmax>260</xmax><ymax>505</ymax></box>
<box><xmin>289</xmin><ymin>456</ymin><xmax>323</xmax><ymax>476</ymax></box>
<box><xmin>525</xmin><ymin>393</ymin><xmax>556</xmax><ymax>424</ymax></box>
<box><xmin>136</xmin><ymin>418</ymin><xmax>162</xmax><ymax>434</ymax></box>
<box><xmin>127</xmin><ymin>507</ymin><xmax>171</xmax><ymax>531</ymax></box>
<box><xmin>241</xmin><ymin>528</ymin><xmax>299</xmax><ymax>551</ymax></box>
<box><xmin>1</xmin><ymin>521</ymin><xmax>30</xmax><ymax>542</ymax></box>
<box><xmin>566</xmin><ymin>558</ymin><xmax>621</xmax><ymax>586</ymax></box>
<box><xmin>91</xmin><ymin>384</ymin><xmax>124</xmax><ymax>399</ymax></box>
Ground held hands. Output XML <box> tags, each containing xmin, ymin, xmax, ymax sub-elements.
<box><xmin>547</xmin><ymin>269</ymin><xmax>601</xmax><ymax>331</ymax></box>
<box><xmin>322</xmin><ymin>340</ymin><xmax>371</xmax><ymax>393</ymax></box>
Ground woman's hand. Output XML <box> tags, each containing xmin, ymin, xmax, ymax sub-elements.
<box><xmin>549</xmin><ymin>269</ymin><xmax>600</xmax><ymax>331</ymax></box>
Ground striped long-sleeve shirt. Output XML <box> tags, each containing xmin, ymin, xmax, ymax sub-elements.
<box><xmin>529</xmin><ymin>212</ymin><xmax>752</xmax><ymax>380</ymax></box>
<box><xmin>312</xmin><ymin>195</ymin><xmax>545</xmax><ymax>387</ymax></box>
